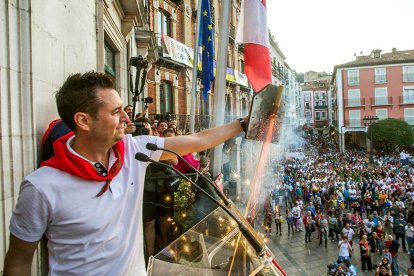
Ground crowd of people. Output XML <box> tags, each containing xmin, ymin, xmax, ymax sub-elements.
<box><xmin>263</xmin><ymin>133</ymin><xmax>414</xmax><ymax>276</ymax></box>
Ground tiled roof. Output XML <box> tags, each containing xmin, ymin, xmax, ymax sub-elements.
<box><xmin>331</xmin><ymin>49</ymin><xmax>414</xmax><ymax>84</ymax></box>
<box><xmin>335</xmin><ymin>49</ymin><xmax>414</xmax><ymax>69</ymax></box>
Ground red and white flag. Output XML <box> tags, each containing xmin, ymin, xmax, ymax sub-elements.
<box><xmin>236</xmin><ymin>0</ymin><xmax>272</xmax><ymax>92</ymax></box>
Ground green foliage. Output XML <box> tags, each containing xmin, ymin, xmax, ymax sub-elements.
<box><xmin>368</xmin><ymin>118</ymin><xmax>414</xmax><ymax>152</ymax></box>
<box><xmin>173</xmin><ymin>179</ymin><xmax>195</xmax><ymax>234</ymax></box>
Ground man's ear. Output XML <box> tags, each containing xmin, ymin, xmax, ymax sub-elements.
<box><xmin>74</xmin><ymin>112</ymin><xmax>91</xmax><ymax>131</ymax></box>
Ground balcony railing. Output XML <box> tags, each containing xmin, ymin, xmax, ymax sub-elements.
<box><xmin>399</xmin><ymin>96</ymin><xmax>414</xmax><ymax>105</ymax></box>
<box><xmin>148</xmin><ymin>114</ymin><xmax>240</xmax><ymax>133</ymax></box>
<box><xmin>344</xmin><ymin>119</ymin><xmax>363</xmax><ymax>127</ymax></box>
<box><xmin>375</xmin><ymin>75</ymin><xmax>387</xmax><ymax>84</ymax></box>
<box><xmin>344</xmin><ymin>98</ymin><xmax>365</xmax><ymax>107</ymax></box>
<box><xmin>314</xmin><ymin>104</ymin><xmax>328</xmax><ymax>109</ymax></box>
<box><xmin>371</xmin><ymin>96</ymin><xmax>392</xmax><ymax>106</ymax></box>
<box><xmin>403</xmin><ymin>74</ymin><xmax>414</xmax><ymax>82</ymax></box>
<box><xmin>347</xmin><ymin>78</ymin><xmax>360</xmax><ymax>86</ymax></box>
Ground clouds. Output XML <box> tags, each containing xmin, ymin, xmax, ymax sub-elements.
<box><xmin>267</xmin><ymin>0</ymin><xmax>414</xmax><ymax>72</ymax></box>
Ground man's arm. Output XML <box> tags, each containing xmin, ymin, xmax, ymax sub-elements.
<box><xmin>161</xmin><ymin>118</ymin><xmax>245</xmax><ymax>160</ymax></box>
<box><xmin>4</xmin><ymin>234</ymin><xmax>39</xmax><ymax>276</ymax></box>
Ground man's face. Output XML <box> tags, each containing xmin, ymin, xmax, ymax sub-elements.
<box><xmin>87</xmin><ymin>88</ymin><xmax>129</xmax><ymax>145</ymax></box>
<box><xmin>124</xmin><ymin>106</ymin><xmax>133</xmax><ymax>120</ymax></box>
<box><xmin>158</xmin><ymin>122</ymin><xmax>168</xmax><ymax>133</ymax></box>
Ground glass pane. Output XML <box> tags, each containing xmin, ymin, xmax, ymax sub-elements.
<box><xmin>160</xmin><ymin>83</ymin><xmax>165</xmax><ymax>114</ymax></box>
<box><xmin>165</xmin><ymin>82</ymin><xmax>172</xmax><ymax>113</ymax></box>
<box><xmin>148</xmin><ymin>208</ymin><xmax>283</xmax><ymax>275</ymax></box>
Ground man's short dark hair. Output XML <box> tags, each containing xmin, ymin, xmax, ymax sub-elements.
<box><xmin>157</xmin><ymin>119</ymin><xmax>168</xmax><ymax>127</ymax></box>
<box><xmin>55</xmin><ymin>71</ymin><xmax>115</xmax><ymax>131</ymax></box>
<box><xmin>123</xmin><ymin>104</ymin><xmax>133</xmax><ymax>111</ymax></box>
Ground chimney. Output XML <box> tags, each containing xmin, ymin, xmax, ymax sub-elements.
<box><xmin>392</xmin><ymin>47</ymin><xmax>397</xmax><ymax>54</ymax></box>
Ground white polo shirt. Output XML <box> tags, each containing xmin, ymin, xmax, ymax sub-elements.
<box><xmin>10</xmin><ymin>134</ymin><xmax>164</xmax><ymax>275</ymax></box>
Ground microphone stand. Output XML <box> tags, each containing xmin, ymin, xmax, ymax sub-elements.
<box><xmin>145</xmin><ymin>143</ymin><xmax>231</xmax><ymax>206</ymax></box>
<box><xmin>135</xmin><ymin>152</ymin><xmax>266</xmax><ymax>256</ymax></box>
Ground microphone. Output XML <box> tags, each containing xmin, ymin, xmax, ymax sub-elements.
<box><xmin>135</xmin><ymin>152</ymin><xmax>151</xmax><ymax>162</ymax></box>
<box><xmin>145</xmin><ymin>143</ymin><xmax>231</xmax><ymax>206</ymax></box>
<box><xmin>135</xmin><ymin>152</ymin><xmax>266</xmax><ymax>256</ymax></box>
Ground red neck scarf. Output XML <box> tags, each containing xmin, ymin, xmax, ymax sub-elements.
<box><xmin>41</xmin><ymin>133</ymin><xmax>125</xmax><ymax>197</ymax></box>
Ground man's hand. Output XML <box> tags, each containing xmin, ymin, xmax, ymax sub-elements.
<box><xmin>125</xmin><ymin>122</ymin><xmax>136</xmax><ymax>134</ymax></box>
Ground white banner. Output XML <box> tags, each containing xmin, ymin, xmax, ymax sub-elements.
<box><xmin>234</xmin><ymin>69</ymin><xmax>249</xmax><ymax>87</ymax></box>
<box><xmin>162</xmin><ymin>35</ymin><xmax>194</xmax><ymax>68</ymax></box>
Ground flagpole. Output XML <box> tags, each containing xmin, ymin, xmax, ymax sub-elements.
<box><xmin>189</xmin><ymin>0</ymin><xmax>203</xmax><ymax>133</ymax></box>
<box><xmin>211</xmin><ymin>0</ymin><xmax>231</xmax><ymax>176</ymax></box>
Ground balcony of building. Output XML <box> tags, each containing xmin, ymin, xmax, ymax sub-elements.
<box><xmin>403</xmin><ymin>74</ymin><xmax>414</xmax><ymax>82</ymax></box>
<box><xmin>153</xmin><ymin>33</ymin><xmax>186</xmax><ymax>72</ymax></box>
<box><xmin>371</xmin><ymin>96</ymin><xmax>393</xmax><ymax>106</ymax></box>
<box><xmin>344</xmin><ymin>98</ymin><xmax>365</xmax><ymax>107</ymax></box>
<box><xmin>399</xmin><ymin>96</ymin><xmax>414</xmax><ymax>106</ymax></box>
<box><xmin>314</xmin><ymin>104</ymin><xmax>328</xmax><ymax>109</ymax></box>
<box><xmin>374</xmin><ymin>75</ymin><xmax>387</xmax><ymax>84</ymax></box>
<box><xmin>344</xmin><ymin>119</ymin><xmax>365</xmax><ymax>128</ymax></box>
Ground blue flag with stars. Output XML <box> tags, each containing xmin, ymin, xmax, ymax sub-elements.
<box><xmin>200</xmin><ymin>0</ymin><xmax>214</xmax><ymax>100</ymax></box>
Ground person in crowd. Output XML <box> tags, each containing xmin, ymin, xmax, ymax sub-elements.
<box><xmin>394</xmin><ymin>214</ymin><xmax>407</xmax><ymax>252</ymax></box>
<box><xmin>319</xmin><ymin>213</ymin><xmax>328</xmax><ymax>247</ymax></box>
<box><xmin>4</xmin><ymin>72</ymin><xmax>249</xmax><ymax>275</ymax></box>
<box><xmin>292</xmin><ymin>202</ymin><xmax>302</xmax><ymax>232</ymax></box>
<box><xmin>375</xmin><ymin>264</ymin><xmax>392</xmax><ymax>276</ymax></box>
<box><xmin>274</xmin><ymin>206</ymin><xmax>283</xmax><ymax>235</ymax></box>
<box><xmin>157</xmin><ymin>119</ymin><xmax>169</xmax><ymax>137</ymax></box>
<box><xmin>286</xmin><ymin>209</ymin><xmax>295</xmax><ymax>236</ymax></box>
<box><xmin>142</xmin><ymin>128</ymin><xmax>177</xmax><ymax>259</ymax></box>
<box><xmin>385</xmin><ymin>234</ymin><xmax>400</xmax><ymax>275</ymax></box>
<box><xmin>338</xmin><ymin>235</ymin><xmax>352</xmax><ymax>262</ymax></box>
<box><xmin>303</xmin><ymin>211</ymin><xmax>313</xmax><ymax>243</ymax></box>
<box><xmin>360</xmin><ymin>235</ymin><xmax>373</xmax><ymax>272</ymax></box>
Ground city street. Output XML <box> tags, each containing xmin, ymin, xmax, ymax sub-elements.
<box><xmin>261</xmin><ymin>214</ymin><xmax>412</xmax><ymax>275</ymax></box>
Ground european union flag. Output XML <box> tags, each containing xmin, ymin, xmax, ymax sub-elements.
<box><xmin>200</xmin><ymin>0</ymin><xmax>214</xmax><ymax>100</ymax></box>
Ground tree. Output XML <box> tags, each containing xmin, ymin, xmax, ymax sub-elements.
<box><xmin>368</xmin><ymin>118</ymin><xmax>414</xmax><ymax>153</ymax></box>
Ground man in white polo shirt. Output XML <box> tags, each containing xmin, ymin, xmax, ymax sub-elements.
<box><xmin>4</xmin><ymin>72</ymin><xmax>248</xmax><ymax>275</ymax></box>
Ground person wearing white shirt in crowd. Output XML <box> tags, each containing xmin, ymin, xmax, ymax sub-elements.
<box><xmin>364</xmin><ymin>216</ymin><xmax>375</xmax><ymax>236</ymax></box>
<box><xmin>406</xmin><ymin>222</ymin><xmax>414</xmax><ymax>249</ymax></box>
<box><xmin>342</xmin><ymin>223</ymin><xmax>355</xmax><ymax>247</ymax></box>
<box><xmin>338</xmin><ymin>236</ymin><xmax>353</xmax><ymax>262</ymax></box>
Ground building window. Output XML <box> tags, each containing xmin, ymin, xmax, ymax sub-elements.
<box><xmin>315</xmin><ymin>111</ymin><xmax>320</xmax><ymax>120</ymax></box>
<box><xmin>375</xmin><ymin>87</ymin><xmax>388</xmax><ymax>105</ymax></box>
<box><xmin>239</xmin><ymin>59</ymin><xmax>245</xmax><ymax>74</ymax></box>
<box><xmin>321</xmin><ymin>111</ymin><xmax>327</xmax><ymax>119</ymax></box>
<box><xmin>349</xmin><ymin>110</ymin><xmax>361</xmax><ymax>127</ymax></box>
<box><xmin>403</xmin><ymin>66</ymin><xmax>414</xmax><ymax>82</ymax></box>
<box><xmin>376</xmin><ymin>109</ymin><xmax>387</xmax><ymax>120</ymax></box>
<box><xmin>104</xmin><ymin>42</ymin><xmax>116</xmax><ymax>77</ymax></box>
<box><xmin>404</xmin><ymin>108</ymin><xmax>414</xmax><ymax>125</ymax></box>
<box><xmin>347</xmin><ymin>70</ymin><xmax>359</xmax><ymax>86</ymax></box>
<box><xmin>305</xmin><ymin>102</ymin><xmax>310</xmax><ymax>109</ymax></box>
<box><xmin>403</xmin><ymin>86</ymin><xmax>414</xmax><ymax>104</ymax></box>
<box><xmin>304</xmin><ymin>93</ymin><xmax>311</xmax><ymax>101</ymax></box>
<box><xmin>347</xmin><ymin>89</ymin><xmax>361</xmax><ymax>106</ymax></box>
<box><xmin>159</xmin><ymin>81</ymin><xmax>173</xmax><ymax>114</ymax></box>
<box><xmin>375</xmin><ymin>67</ymin><xmax>386</xmax><ymax>83</ymax></box>
<box><xmin>306</xmin><ymin>111</ymin><xmax>311</xmax><ymax>119</ymax></box>
<box><xmin>157</xmin><ymin>9</ymin><xmax>171</xmax><ymax>46</ymax></box>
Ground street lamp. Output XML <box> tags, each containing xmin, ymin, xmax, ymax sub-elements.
<box><xmin>363</xmin><ymin>116</ymin><xmax>379</xmax><ymax>152</ymax></box>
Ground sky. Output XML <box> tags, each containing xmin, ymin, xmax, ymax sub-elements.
<box><xmin>266</xmin><ymin>0</ymin><xmax>414</xmax><ymax>74</ymax></box>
